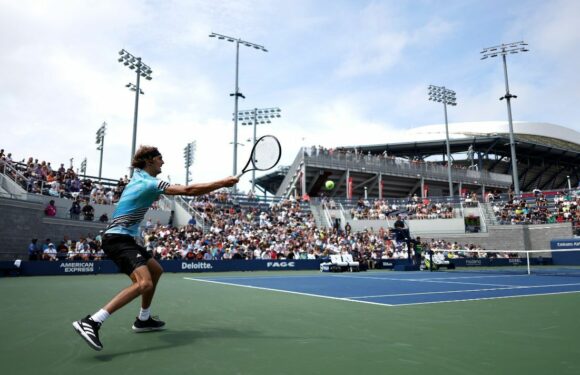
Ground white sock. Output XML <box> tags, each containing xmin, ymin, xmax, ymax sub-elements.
<box><xmin>138</xmin><ymin>307</ymin><xmax>151</xmax><ymax>321</ymax></box>
<box><xmin>91</xmin><ymin>309</ymin><xmax>110</xmax><ymax>324</ymax></box>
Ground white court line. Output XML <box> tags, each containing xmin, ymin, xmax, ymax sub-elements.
<box><xmin>190</xmin><ymin>274</ymin><xmax>327</xmax><ymax>281</ymax></box>
<box><xmin>332</xmin><ymin>273</ymin><xmax>530</xmax><ymax>281</ymax></box>
<box><xmin>184</xmin><ymin>276</ymin><xmax>580</xmax><ymax>308</ymax></box>
<box><xmin>391</xmin><ymin>290</ymin><xmax>580</xmax><ymax>307</ymax></box>
<box><xmin>330</xmin><ymin>274</ymin><xmax>516</xmax><ymax>287</ymax></box>
<box><xmin>183</xmin><ymin>277</ymin><xmax>393</xmax><ymax>307</ymax></box>
<box><xmin>346</xmin><ymin>282</ymin><xmax>580</xmax><ymax>299</ymax></box>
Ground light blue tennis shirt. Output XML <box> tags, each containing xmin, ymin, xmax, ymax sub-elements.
<box><xmin>105</xmin><ymin>169</ymin><xmax>170</xmax><ymax>237</ymax></box>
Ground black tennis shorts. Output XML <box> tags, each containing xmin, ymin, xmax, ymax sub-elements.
<box><xmin>102</xmin><ymin>234</ymin><xmax>152</xmax><ymax>276</ymax></box>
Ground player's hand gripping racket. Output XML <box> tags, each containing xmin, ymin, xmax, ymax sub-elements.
<box><xmin>237</xmin><ymin>135</ymin><xmax>281</xmax><ymax>178</ymax></box>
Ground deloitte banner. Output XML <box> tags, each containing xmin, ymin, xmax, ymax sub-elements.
<box><xmin>13</xmin><ymin>259</ymin><xmax>323</xmax><ymax>276</ymax></box>
<box><xmin>162</xmin><ymin>259</ymin><xmax>321</xmax><ymax>273</ymax></box>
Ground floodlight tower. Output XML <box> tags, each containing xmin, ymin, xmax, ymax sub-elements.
<box><xmin>183</xmin><ymin>141</ymin><xmax>196</xmax><ymax>185</ymax></box>
<box><xmin>428</xmin><ymin>85</ymin><xmax>457</xmax><ymax>198</ymax></box>
<box><xmin>481</xmin><ymin>41</ymin><xmax>529</xmax><ymax>195</ymax></box>
<box><xmin>209</xmin><ymin>32</ymin><xmax>268</xmax><ymax>177</ymax></box>
<box><xmin>117</xmin><ymin>49</ymin><xmax>153</xmax><ymax>177</ymax></box>
<box><xmin>96</xmin><ymin>122</ymin><xmax>107</xmax><ymax>181</ymax></box>
<box><xmin>235</xmin><ymin>107</ymin><xmax>282</xmax><ymax>192</ymax></box>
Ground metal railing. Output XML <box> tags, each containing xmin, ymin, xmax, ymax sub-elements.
<box><xmin>1</xmin><ymin>161</ymin><xmax>30</xmax><ymax>192</ymax></box>
<box><xmin>174</xmin><ymin>195</ymin><xmax>208</xmax><ymax>232</ymax></box>
<box><xmin>305</xmin><ymin>153</ymin><xmax>512</xmax><ymax>187</ymax></box>
<box><xmin>477</xmin><ymin>202</ymin><xmax>488</xmax><ymax>233</ymax></box>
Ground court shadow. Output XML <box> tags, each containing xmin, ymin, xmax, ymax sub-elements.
<box><xmin>91</xmin><ymin>327</ymin><xmax>277</xmax><ymax>362</ymax></box>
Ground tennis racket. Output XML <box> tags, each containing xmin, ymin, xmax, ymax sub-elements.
<box><xmin>237</xmin><ymin>135</ymin><xmax>282</xmax><ymax>178</ymax></box>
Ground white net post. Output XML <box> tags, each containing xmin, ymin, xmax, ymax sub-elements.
<box><xmin>526</xmin><ymin>251</ymin><xmax>531</xmax><ymax>275</ymax></box>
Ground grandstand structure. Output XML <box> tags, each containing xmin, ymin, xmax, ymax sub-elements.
<box><xmin>258</xmin><ymin>121</ymin><xmax>580</xmax><ymax>199</ymax></box>
<box><xmin>2</xmin><ymin>120</ymin><xmax>579</xmax><ymax>261</ymax></box>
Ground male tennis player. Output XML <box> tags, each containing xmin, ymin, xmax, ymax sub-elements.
<box><xmin>73</xmin><ymin>146</ymin><xmax>238</xmax><ymax>351</ymax></box>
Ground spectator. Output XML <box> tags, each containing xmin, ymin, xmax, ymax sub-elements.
<box><xmin>394</xmin><ymin>215</ymin><xmax>405</xmax><ymax>229</ymax></box>
<box><xmin>145</xmin><ymin>218</ymin><xmax>153</xmax><ymax>232</ymax></box>
<box><xmin>28</xmin><ymin>239</ymin><xmax>39</xmax><ymax>261</ymax></box>
<box><xmin>69</xmin><ymin>199</ymin><xmax>82</xmax><ymax>220</ymax></box>
<box><xmin>43</xmin><ymin>243</ymin><xmax>58</xmax><ymax>261</ymax></box>
<box><xmin>99</xmin><ymin>213</ymin><xmax>109</xmax><ymax>223</ymax></box>
<box><xmin>45</xmin><ymin>200</ymin><xmax>57</xmax><ymax>217</ymax></box>
<box><xmin>82</xmin><ymin>201</ymin><xmax>95</xmax><ymax>221</ymax></box>
<box><xmin>57</xmin><ymin>241</ymin><xmax>69</xmax><ymax>259</ymax></box>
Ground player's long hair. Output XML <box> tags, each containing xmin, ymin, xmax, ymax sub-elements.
<box><xmin>131</xmin><ymin>146</ymin><xmax>161</xmax><ymax>169</ymax></box>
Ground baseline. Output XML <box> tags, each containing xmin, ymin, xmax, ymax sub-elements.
<box><xmin>183</xmin><ymin>277</ymin><xmax>393</xmax><ymax>307</ymax></box>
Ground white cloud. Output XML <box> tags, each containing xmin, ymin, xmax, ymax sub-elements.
<box><xmin>1</xmin><ymin>0</ymin><xmax>579</xmax><ymax>195</ymax></box>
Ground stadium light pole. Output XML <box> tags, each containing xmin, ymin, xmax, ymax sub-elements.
<box><xmin>184</xmin><ymin>141</ymin><xmax>196</xmax><ymax>185</ymax></box>
<box><xmin>118</xmin><ymin>49</ymin><xmax>153</xmax><ymax>177</ymax></box>
<box><xmin>235</xmin><ymin>107</ymin><xmax>282</xmax><ymax>193</ymax></box>
<box><xmin>428</xmin><ymin>85</ymin><xmax>457</xmax><ymax>198</ymax></box>
<box><xmin>96</xmin><ymin>122</ymin><xmax>107</xmax><ymax>181</ymax></box>
<box><xmin>80</xmin><ymin>158</ymin><xmax>87</xmax><ymax>179</ymax></box>
<box><xmin>209</xmin><ymin>32</ymin><xmax>268</xmax><ymax>177</ymax></box>
<box><xmin>481</xmin><ymin>41</ymin><xmax>529</xmax><ymax>195</ymax></box>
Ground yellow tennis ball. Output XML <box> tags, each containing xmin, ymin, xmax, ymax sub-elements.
<box><xmin>325</xmin><ymin>180</ymin><xmax>335</xmax><ymax>190</ymax></box>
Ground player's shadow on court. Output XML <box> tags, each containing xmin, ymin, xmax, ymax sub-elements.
<box><xmin>92</xmin><ymin>327</ymin><xmax>294</xmax><ymax>362</ymax></box>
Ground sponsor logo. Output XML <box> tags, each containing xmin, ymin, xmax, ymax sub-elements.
<box><xmin>59</xmin><ymin>262</ymin><xmax>94</xmax><ymax>273</ymax></box>
<box><xmin>555</xmin><ymin>241</ymin><xmax>580</xmax><ymax>248</ymax></box>
<box><xmin>267</xmin><ymin>261</ymin><xmax>295</xmax><ymax>268</ymax></box>
<box><xmin>181</xmin><ymin>262</ymin><xmax>213</xmax><ymax>270</ymax></box>
<box><xmin>509</xmin><ymin>258</ymin><xmax>523</xmax><ymax>265</ymax></box>
<box><xmin>466</xmin><ymin>259</ymin><xmax>482</xmax><ymax>266</ymax></box>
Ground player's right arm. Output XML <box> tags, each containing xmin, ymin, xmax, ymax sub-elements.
<box><xmin>163</xmin><ymin>176</ymin><xmax>238</xmax><ymax>196</ymax></box>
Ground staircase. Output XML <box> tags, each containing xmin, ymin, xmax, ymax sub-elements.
<box><xmin>309</xmin><ymin>203</ymin><xmax>329</xmax><ymax>228</ymax></box>
<box><xmin>276</xmin><ymin>151</ymin><xmax>305</xmax><ymax>198</ymax></box>
<box><xmin>481</xmin><ymin>202</ymin><xmax>499</xmax><ymax>226</ymax></box>
<box><xmin>173</xmin><ymin>196</ymin><xmax>210</xmax><ymax>232</ymax></box>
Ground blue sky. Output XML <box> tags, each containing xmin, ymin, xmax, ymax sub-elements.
<box><xmin>2</xmin><ymin>0</ymin><xmax>579</xmax><ymax>190</ymax></box>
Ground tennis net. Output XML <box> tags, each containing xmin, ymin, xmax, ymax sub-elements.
<box><xmin>423</xmin><ymin>248</ymin><xmax>580</xmax><ymax>276</ymax></box>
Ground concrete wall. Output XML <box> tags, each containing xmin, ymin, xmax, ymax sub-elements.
<box><xmin>0</xmin><ymin>195</ymin><xmax>172</xmax><ymax>260</ymax></box>
<box><xmin>33</xmin><ymin>194</ymin><xmax>171</xmax><ymax>227</ymax></box>
<box><xmin>0</xmin><ymin>197</ymin><xmax>106</xmax><ymax>259</ymax></box>
<box><xmin>526</xmin><ymin>224</ymin><xmax>573</xmax><ymax>250</ymax></box>
<box><xmin>346</xmin><ymin>217</ymin><xmax>466</xmax><ymax>235</ymax></box>
<box><xmin>416</xmin><ymin>223</ymin><xmax>573</xmax><ymax>251</ymax></box>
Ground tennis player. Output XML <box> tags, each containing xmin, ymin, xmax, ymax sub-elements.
<box><xmin>73</xmin><ymin>146</ymin><xmax>238</xmax><ymax>351</ymax></box>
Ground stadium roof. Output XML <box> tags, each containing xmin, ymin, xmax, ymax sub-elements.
<box><xmin>256</xmin><ymin>121</ymin><xmax>580</xmax><ymax>196</ymax></box>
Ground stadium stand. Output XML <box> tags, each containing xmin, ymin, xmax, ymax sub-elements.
<box><xmin>0</xmin><ymin>150</ymin><xmax>128</xmax><ymax>204</ymax></box>
<box><xmin>1</xmin><ymin>144</ymin><xmax>576</xmax><ymax>263</ymax></box>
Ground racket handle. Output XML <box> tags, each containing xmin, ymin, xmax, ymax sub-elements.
<box><xmin>235</xmin><ymin>172</ymin><xmax>244</xmax><ymax>179</ymax></box>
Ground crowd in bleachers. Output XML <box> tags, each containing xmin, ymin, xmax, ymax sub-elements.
<box><xmin>345</xmin><ymin>196</ymin><xmax>455</xmax><ymax>220</ymax></box>
<box><xmin>491</xmin><ymin>189</ymin><xmax>580</xmax><ymax>229</ymax></box>
<box><xmin>27</xmin><ymin>233</ymin><xmax>105</xmax><ymax>261</ymax></box>
<box><xmin>129</xmin><ymin>192</ymin><xmax>485</xmax><ymax>265</ymax></box>
<box><xmin>1</xmin><ymin>148</ymin><xmax>128</xmax><ymax>205</ymax></box>
<box><xmin>30</xmin><ymin>187</ymin><xmax>487</xmax><ymax>266</ymax></box>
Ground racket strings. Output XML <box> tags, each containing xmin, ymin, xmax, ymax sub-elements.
<box><xmin>251</xmin><ymin>137</ymin><xmax>280</xmax><ymax>170</ymax></box>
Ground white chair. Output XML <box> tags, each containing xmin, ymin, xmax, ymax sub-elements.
<box><xmin>343</xmin><ymin>253</ymin><xmax>360</xmax><ymax>272</ymax></box>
